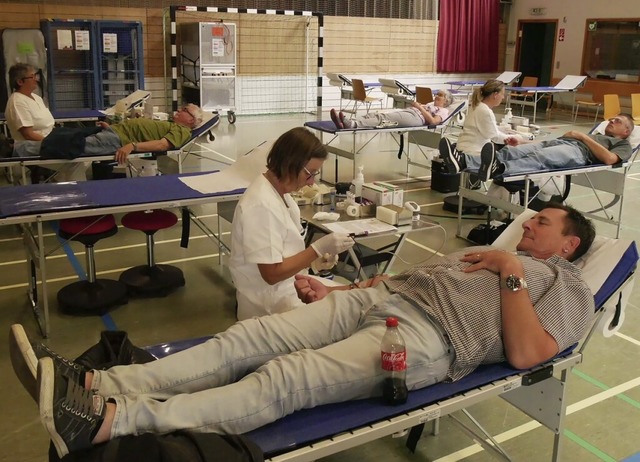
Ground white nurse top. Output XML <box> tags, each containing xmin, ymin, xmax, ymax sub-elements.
<box><xmin>5</xmin><ymin>92</ymin><xmax>55</xmax><ymax>141</ymax></box>
<box><xmin>455</xmin><ymin>102</ymin><xmax>509</xmax><ymax>156</ymax></box>
<box><xmin>230</xmin><ymin>173</ymin><xmax>306</xmax><ymax>320</ymax></box>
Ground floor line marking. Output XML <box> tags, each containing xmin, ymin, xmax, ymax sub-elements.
<box><xmin>0</xmin><ymin>232</ymin><xmax>230</xmax><ymax>266</ymax></box>
<box><xmin>432</xmin><ymin>376</ymin><xmax>640</xmax><ymax>461</ymax></box>
<box><xmin>0</xmin><ymin>254</ymin><xmax>221</xmax><ymax>291</ymax></box>
<box><xmin>615</xmin><ymin>331</ymin><xmax>640</xmax><ymax>347</ymax></box>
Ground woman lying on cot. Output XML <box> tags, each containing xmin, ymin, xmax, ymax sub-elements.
<box><xmin>229</xmin><ymin>127</ymin><xmax>354</xmax><ymax>320</ymax></box>
<box><xmin>330</xmin><ymin>89</ymin><xmax>454</xmax><ymax>129</ymax></box>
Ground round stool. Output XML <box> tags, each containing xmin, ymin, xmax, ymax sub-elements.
<box><xmin>57</xmin><ymin>215</ymin><xmax>128</xmax><ymax>315</ymax></box>
<box><xmin>119</xmin><ymin>210</ymin><xmax>185</xmax><ymax>297</ymax></box>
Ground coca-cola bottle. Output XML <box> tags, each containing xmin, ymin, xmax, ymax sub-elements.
<box><xmin>381</xmin><ymin>316</ymin><xmax>408</xmax><ymax>405</ymax></box>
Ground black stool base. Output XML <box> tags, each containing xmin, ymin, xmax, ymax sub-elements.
<box><xmin>119</xmin><ymin>264</ymin><xmax>185</xmax><ymax>297</ymax></box>
<box><xmin>442</xmin><ymin>195</ymin><xmax>488</xmax><ymax>215</ymax></box>
<box><xmin>58</xmin><ymin>279</ymin><xmax>128</xmax><ymax>316</ymax></box>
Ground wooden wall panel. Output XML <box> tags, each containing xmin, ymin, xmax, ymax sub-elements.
<box><xmin>0</xmin><ymin>5</ymin><xmax>477</xmax><ymax>82</ymax></box>
<box><xmin>323</xmin><ymin>16</ymin><xmax>438</xmax><ymax>75</ymax></box>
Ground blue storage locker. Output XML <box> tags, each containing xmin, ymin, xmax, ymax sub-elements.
<box><xmin>40</xmin><ymin>19</ymin><xmax>101</xmax><ymax>112</ymax></box>
<box><xmin>96</xmin><ymin>20</ymin><xmax>144</xmax><ymax>109</ymax></box>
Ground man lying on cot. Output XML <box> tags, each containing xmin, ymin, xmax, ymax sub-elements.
<box><xmin>330</xmin><ymin>89</ymin><xmax>455</xmax><ymax>129</ymax></box>
<box><xmin>10</xmin><ymin>203</ymin><xmax>596</xmax><ymax>458</ymax></box>
<box><xmin>1</xmin><ymin>103</ymin><xmax>205</xmax><ymax>164</ymax></box>
<box><xmin>439</xmin><ymin>112</ymin><xmax>634</xmax><ymax>182</ymax></box>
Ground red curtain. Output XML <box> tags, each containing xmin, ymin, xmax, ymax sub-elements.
<box><xmin>437</xmin><ymin>0</ymin><xmax>500</xmax><ymax>73</ymax></box>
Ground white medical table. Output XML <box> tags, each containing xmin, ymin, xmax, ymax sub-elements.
<box><xmin>446</xmin><ymin>71</ymin><xmax>522</xmax><ymax>91</ymax></box>
<box><xmin>0</xmin><ymin>171</ymin><xmax>244</xmax><ymax>337</ymax></box>
<box><xmin>505</xmin><ymin>75</ymin><xmax>588</xmax><ymax>124</ymax></box>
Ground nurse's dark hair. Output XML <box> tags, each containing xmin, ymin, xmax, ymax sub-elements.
<box><xmin>267</xmin><ymin>127</ymin><xmax>328</xmax><ymax>181</ymax></box>
<box><xmin>542</xmin><ymin>202</ymin><xmax>595</xmax><ymax>261</ymax></box>
<box><xmin>470</xmin><ymin>79</ymin><xmax>505</xmax><ymax>108</ymax></box>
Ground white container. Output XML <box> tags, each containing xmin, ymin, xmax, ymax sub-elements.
<box><xmin>362</xmin><ymin>183</ymin><xmax>393</xmax><ymax>206</ymax></box>
<box><xmin>352</xmin><ymin>165</ymin><xmax>365</xmax><ymax>198</ymax></box>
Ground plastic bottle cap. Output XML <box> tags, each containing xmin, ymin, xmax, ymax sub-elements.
<box><xmin>385</xmin><ymin>317</ymin><xmax>398</xmax><ymax>327</ymax></box>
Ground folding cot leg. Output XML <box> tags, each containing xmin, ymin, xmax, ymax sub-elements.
<box><xmin>448</xmin><ymin>410</ymin><xmax>513</xmax><ymax>461</ymax></box>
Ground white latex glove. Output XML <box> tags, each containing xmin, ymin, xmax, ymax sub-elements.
<box><xmin>311</xmin><ymin>233</ymin><xmax>355</xmax><ymax>257</ymax></box>
<box><xmin>310</xmin><ymin>253</ymin><xmax>339</xmax><ymax>273</ymax></box>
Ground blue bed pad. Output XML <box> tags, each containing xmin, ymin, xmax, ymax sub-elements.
<box><xmin>144</xmin><ymin>240</ymin><xmax>638</xmax><ymax>458</ymax></box>
<box><xmin>506</xmin><ymin>86</ymin><xmax>561</xmax><ymax>92</ymax></box>
<box><xmin>0</xmin><ymin>171</ymin><xmax>243</xmax><ymax>218</ymax></box>
<box><xmin>146</xmin><ymin>336</ymin><xmax>562</xmax><ymax>457</ymax></box>
<box><xmin>51</xmin><ymin>109</ymin><xmax>106</xmax><ymax>120</ymax></box>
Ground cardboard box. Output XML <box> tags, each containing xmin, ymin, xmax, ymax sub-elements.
<box><xmin>372</xmin><ymin>181</ymin><xmax>404</xmax><ymax>207</ymax></box>
<box><xmin>362</xmin><ymin>183</ymin><xmax>393</xmax><ymax>206</ymax></box>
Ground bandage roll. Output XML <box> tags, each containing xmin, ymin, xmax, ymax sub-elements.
<box><xmin>346</xmin><ymin>204</ymin><xmax>359</xmax><ymax>217</ymax></box>
<box><xmin>595</xmin><ymin>307</ymin><xmax>625</xmax><ymax>338</ymax></box>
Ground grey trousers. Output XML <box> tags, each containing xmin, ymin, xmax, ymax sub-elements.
<box><xmin>93</xmin><ymin>285</ymin><xmax>454</xmax><ymax>437</ymax></box>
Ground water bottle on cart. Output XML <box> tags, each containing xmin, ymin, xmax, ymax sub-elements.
<box><xmin>381</xmin><ymin>316</ymin><xmax>408</xmax><ymax>405</ymax></box>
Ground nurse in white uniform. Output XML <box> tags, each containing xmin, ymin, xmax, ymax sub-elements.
<box><xmin>230</xmin><ymin>127</ymin><xmax>355</xmax><ymax>320</ymax></box>
<box><xmin>4</xmin><ymin>63</ymin><xmax>88</xmax><ymax>181</ymax></box>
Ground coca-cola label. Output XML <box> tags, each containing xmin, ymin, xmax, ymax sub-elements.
<box><xmin>381</xmin><ymin>351</ymin><xmax>406</xmax><ymax>371</ymax></box>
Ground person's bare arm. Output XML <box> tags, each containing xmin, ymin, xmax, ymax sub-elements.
<box><xmin>563</xmin><ymin>131</ymin><xmax>620</xmax><ymax>165</ymax></box>
<box><xmin>462</xmin><ymin>250</ymin><xmax>559</xmax><ymax>369</ymax></box>
<box><xmin>115</xmin><ymin>138</ymin><xmax>172</xmax><ymax>164</ymax></box>
<box><xmin>294</xmin><ymin>274</ymin><xmax>389</xmax><ymax>304</ymax></box>
<box><xmin>409</xmin><ymin>102</ymin><xmax>442</xmax><ymax>125</ymax></box>
<box><xmin>18</xmin><ymin>126</ymin><xmax>45</xmax><ymax>141</ymax></box>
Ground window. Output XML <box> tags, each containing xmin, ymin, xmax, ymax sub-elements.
<box><xmin>582</xmin><ymin>19</ymin><xmax>640</xmax><ymax>83</ymax></box>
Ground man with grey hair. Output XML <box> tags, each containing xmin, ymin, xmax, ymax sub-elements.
<box><xmin>330</xmin><ymin>89</ymin><xmax>455</xmax><ymax>129</ymax></box>
<box><xmin>5</xmin><ymin>103</ymin><xmax>205</xmax><ymax>164</ymax></box>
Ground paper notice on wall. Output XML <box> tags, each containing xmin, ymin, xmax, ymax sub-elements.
<box><xmin>211</xmin><ymin>38</ymin><xmax>224</xmax><ymax>57</ymax></box>
<box><xmin>75</xmin><ymin>30</ymin><xmax>91</xmax><ymax>50</ymax></box>
<box><xmin>57</xmin><ymin>30</ymin><xmax>73</xmax><ymax>50</ymax></box>
<box><xmin>103</xmin><ymin>33</ymin><xmax>118</xmax><ymax>53</ymax></box>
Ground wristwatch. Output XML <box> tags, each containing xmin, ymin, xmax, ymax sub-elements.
<box><xmin>131</xmin><ymin>143</ymin><xmax>138</xmax><ymax>152</ymax></box>
<box><xmin>501</xmin><ymin>274</ymin><xmax>528</xmax><ymax>292</ymax></box>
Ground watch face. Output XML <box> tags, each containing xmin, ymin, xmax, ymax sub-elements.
<box><xmin>505</xmin><ymin>275</ymin><xmax>526</xmax><ymax>291</ymax></box>
<box><xmin>507</xmin><ymin>276</ymin><xmax>520</xmax><ymax>290</ymax></box>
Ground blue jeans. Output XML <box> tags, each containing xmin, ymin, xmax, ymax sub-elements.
<box><xmin>464</xmin><ymin>139</ymin><xmax>590</xmax><ymax>176</ymax></box>
<box><xmin>13</xmin><ymin>129</ymin><xmax>122</xmax><ymax>158</ymax></box>
<box><xmin>92</xmin><ymin>285</ymin><xmax>453</xmax><ymax>436</ymax></box>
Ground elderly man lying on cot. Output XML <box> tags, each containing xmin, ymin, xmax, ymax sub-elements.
<box><xmin>439</xmin><ymin>112</ymin><xmax>634</xmax><ymax>182</ymax></box>
<box><xmin>330</xmin><ymin>89</ymin><xmax>455</xmax><ymax>129</ymax></box>
<box><xmin>0</xmin><ymin>104</ymin><xmax>204</xmax><ymax>164</ymax></box>
<box><xmin>10</xmin><ymin>203</ymin><xmax>596</xmax><ymax>458</ymax></box>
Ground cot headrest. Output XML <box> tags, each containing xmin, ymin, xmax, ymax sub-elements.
<box><xmin>492</xmin><ymin>209</ymin><xmax>637</xmax><ymax>297</ymax></box>
<box><xmin>194</xmin><ymin>111</ymin><xmax>219</xmax><ymax>130</ymax></box>
<box><xmin>593</xmin><ymin>121</ymin><xmax>640</xmax><ymax>148</ymax></box>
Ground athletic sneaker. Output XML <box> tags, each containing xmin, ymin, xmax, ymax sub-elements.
<box><xmin>38</xmin><ymin>357</ymin><xmax>106</xmax><ymax>458</ymax></box>
<box><xmin>339</xmin><ymin>111</ymin><xmax>355</xmax><ymax>129</ymax></box>
<box><xmin>438</xmin><ymin>137</ymin><xmax>465</xmax><ymax>174</ymax></box>
<box><xmin>478</xmin><ymin>142</ymin><xmax>503</xmax><ymax>181</ymax></box>
<box><xmin>330</xmin><ymin>108</ymin><xmax>343</xmax><ymax>129</ymax></box>
<box><xmin>10</xmin><ymin>324</ymin><xmax>87</xmax><ymax>403</ymax></box>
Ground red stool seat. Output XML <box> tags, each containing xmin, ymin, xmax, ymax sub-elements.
<box><xmin>57</xmin><ymin>214</ymin><xmax>128</xmax><ymax>315</ymax></box>
<box><xmin>119</xmin><ymin>209</ymin><xmax>185</xmax><ymax>297</ymax></box>
<box><xmin>121</xmin><ymin>210</ymin><xmax>178</xmax><ymax>233</ymax></box>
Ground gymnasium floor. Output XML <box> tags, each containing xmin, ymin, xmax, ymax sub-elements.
<box><xmin>1</xmin><ymin>106</ymin><xmax>639</xmax><ymax>462</ymax></box>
